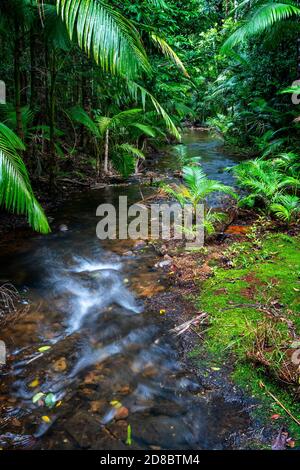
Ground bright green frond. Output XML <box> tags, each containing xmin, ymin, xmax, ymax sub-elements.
<box><xmin>0</xmin><ymin>124</ymin><xmax>50</xmax><ymax>234</ymax></box>
<box><xmin>57</xmin><ymin>0</ymin><xmax>151</xmax><ymax>78</ymax></box>
<box><xmin>222</xmin><ymin>2</ymin><xmax>300</xmax><ymax>53</ymax></box>
<box><xmin>150</xmin><ymin>33</ymin><xmax>189</xmax><ymax>76</ymax></box>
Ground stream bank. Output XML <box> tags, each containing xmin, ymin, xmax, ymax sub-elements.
<box><xmin>0</xmin><ymin>130</ymin><xmax>298</xmax><ymax>450</ymax></box>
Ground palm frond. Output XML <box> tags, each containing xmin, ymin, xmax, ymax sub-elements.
<box><xmin>127</xmin><ymin>81</ymin><xmax>181</xmax><ymax>140</ymax></box>
<box><xmin>150</xmin><ymin>33</ymin><xmax>189</xmax><ymax>76</ymax></box>
<box><xmin>270</xmin><ymin>194</ymin><xmax>300</xmax><ymax>222</ymax></box>
<box><xmin>222</xmin><ymin>2</ymin><xmax>300</xmax><ymax>53</ymax></box>
<box><xmin>130</xmin><ymin>123</ymin><xmax>156</xmax><ymax>137</ymax></box>
<box><xmin>116</xmin><ymin>143</ymin><xmax>145</xmax><ymax>159</ymax></box>
<box><xmin>69</xmin><ymin>106</ymin><xmax>100</xmax><ymax>136</ymax></box>
<box><xmin>57</xmin><ymin>0</ymin><xmax>151</xmax><ymax>78</ymax></box>
<box><xmin>0</xmin><ymin>123</ymin><xmax>50</xmax><ymax>233</ymax></box>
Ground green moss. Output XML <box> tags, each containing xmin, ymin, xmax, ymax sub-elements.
<box><xmin>192</xmin><ymin>233</ymin><xmax>300</xmax><ymax>439</ymax></box>
<box><xmin>233</xmin><ymin>362</ymin><xmax>300</xmax><ymax>441</ymax></box>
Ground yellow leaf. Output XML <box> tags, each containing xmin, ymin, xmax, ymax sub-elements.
<box><xmin>110</xmin><ymin>400</ymin><xmax>122</xmax><ymax>409</ymax></box>
<box><xmin>38</xmin><ymin>346</ymin><xmax>51</xmax><ymax>352</ymax></box>
<box><xmin>56</xmin><ymin>400</ymin><xmax>62</xmax><ymax>408</ymax></box>
<box><xmin>42</xmin><ymin>416</ymin><xmax>51</xmax><ymax>423</ymax></box>
<box><xmin>159</xmin><ymin>309</ymin><xmax>166</xmax><ymax>315</ymax></box>
<box><xmin>29</xmin><ymin>378</ymin><xmax>39</xmax><ymax>388</ymax></box>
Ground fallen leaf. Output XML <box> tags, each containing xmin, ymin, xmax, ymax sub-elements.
<box><xmin>287</xmin><ymin>439</ymin><xmax>296</xmax><ymax>448</ymax></box>
<box><xmin>28</xmin><ymin>378</ymin><xmax>39</xmax><ymax>388</ymax></box>
<box><xmin>271</xmin><ymin>414</ymin><xmax>281</xmax><ymax>420</ymax></box>
<box><xmin>211</xmin><ymin>367</ymin><xmax>220</xmax><ymax>371</ymax></box>
<box><xmin>56</xmin><ymin>401</ymin><xmax>62</xmax><ymax>408</ymax></box>
<box><xmin>38</xmin><ymin>346</ymin><xmax>51</xmax><ymax>352</ymax></box>
<box><xmin>110</xmin><ymin>400</ymin><xmax>122</xmax><ymax>409</ymax></box>
<box><xmin>45</xmin><ymin>393</ymin><xmax>56</xmax><ymax>409</ymax></box>
<box><xmin>159</xmin><ymin>309</ymin><xmax>166</xmax><ymax>315</ymax></box>
<box><xmin>42</xmin><ymin>416</ymin><xmax>51</xmax><ymax>423</ymax></box>
<box><xmin>32</xmin><ymin>392</ymin><xmax>45</xmax><ymax>404</ymax></box>
<box><xmin>115</xmin><ymin>406</ymin><xmax>129</xmax><ymax>420</ymax></box>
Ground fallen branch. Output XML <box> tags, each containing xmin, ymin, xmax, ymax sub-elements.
<box><xmin>58</xmin><ymin>177</ymin><xmax>90</xmax><ymax>187</ymax></box>
<box><xmin>259</xmin><ymin>381</ymin><xmax>300</xmax><ymax>426</ymax></box>
<box><xmin>171</xmin><ymin>312</ymin><xmax>208</xmax><ymax>336</ymax></box>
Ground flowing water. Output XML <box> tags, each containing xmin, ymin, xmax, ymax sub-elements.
<box><xmin>0</xmin><ymin>130</ymin><xmax>250</xmax><ymax>450</ymax></box>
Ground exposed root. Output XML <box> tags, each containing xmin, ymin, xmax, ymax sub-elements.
<box><xmin>0</xmin><ymin>283</ymin><xmax>28</xmax><ymax>328</ymax></box>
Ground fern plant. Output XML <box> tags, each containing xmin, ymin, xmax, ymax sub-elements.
<box><xmin>270</xmin><ymin>194</ymin><xmax>300</xmax><ymax>223</ymax></box>
<box><xmin>162</xmin><ymin>165</ymin><xmax>235</xmax><ymax>236</ymax></box>
<box><xmin>0</xmin><ymin>123</ymin><xmax>50</xmax><ymax>233</ymax></box>
<box><xmin>232</xmin><ymin>158</ymin><xmax>300</xmax><ymax>223</ymax></box>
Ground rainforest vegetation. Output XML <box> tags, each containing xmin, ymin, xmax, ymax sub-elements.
<box><xmin>0</xmin><ymin>0</ymin><xmax>300</xmax><ymax>453</ymax></box>
<box><xmin>1</xmin><ymin>0</ymin><xmax>300</xmax><ymax>230</ymax></box>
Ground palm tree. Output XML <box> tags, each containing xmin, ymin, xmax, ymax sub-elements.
<box><xmin>70</xmin><ymin>106</ymin><xmax>146</xmax><ymax>176</ymax></box>
<box><xmin>0</xmin><ymin>0</ymin><xmax>186</xmax><ymax>231</ymax></box>
<box><xmin>0</xmin><ymin>123</ymin><xmax>50</xmax><ymax>233</ymax></box>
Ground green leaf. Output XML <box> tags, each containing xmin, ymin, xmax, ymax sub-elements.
<box><xmin>32</xmin><ymin>392</ymin><xmax>45</xmax><ymax>404</ymax></box>
<box><xmin>38</xmin><ymin>346</ymin><xmax>51</xmax><ymax>352</ymax></box>
<box><xmin>126</xmin><ymin>424</ymin><xmax>132</xmax><ymax>446</ymax></box>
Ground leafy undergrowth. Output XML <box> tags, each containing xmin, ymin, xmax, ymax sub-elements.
<box><xmin>193</xmin><ymin>232</ymin><xmax>300</xmax><ymax>442</ymax></box>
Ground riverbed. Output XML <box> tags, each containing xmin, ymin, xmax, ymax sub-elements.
<box><xmin>0</xmin><ymin>130</ymin><xmax>252</xmax><ymax>450</ymax></box>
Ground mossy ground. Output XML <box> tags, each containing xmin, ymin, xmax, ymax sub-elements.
<box><xmin>190</xmin><ymin>232</ymin><xmax>300</xmax><ymax>442</ymax></box>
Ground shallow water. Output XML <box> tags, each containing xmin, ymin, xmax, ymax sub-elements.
<box><xmin>0</xmin><ymin>131</ymin><xmax>249</xmax><ymax>450</ymax></box>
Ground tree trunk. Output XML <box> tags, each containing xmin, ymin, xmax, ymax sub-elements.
<box><xmin>103</xmin><ymin>129</ymin><xmax>109</xmax><ymax>174</ymax></box>
<box><xmin>30</xmin><ymin>30</ymin><xmax>37</xmax><ymax>111</ymax></box>
<box><xmin>48</xmin><ymin>51</ymin><xmax>57</xmax><ymax>187</ymax></box>
<box><xmin>14</xmin><ymin>21</ymin><xmax>24</xmax><ymax>140</ymax></box>
<box><xmin>297</xmin><ymin>38</ymin><xmax>300</xmax><ymax>78</ymax></box>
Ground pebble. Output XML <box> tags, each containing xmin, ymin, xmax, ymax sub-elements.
<box><xmin>155</xmin><ymin>259</ymin><xmax>172</xmax><ymax>269</ymax></box>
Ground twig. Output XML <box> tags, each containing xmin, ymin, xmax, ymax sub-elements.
<box><xmin>58</xmin><ymin>177</ymin><xmax>90</xmax><ymax>187</ymax></box>
<box><xmin>171</xmin><ymin>312</ymin><xmax>208</xmax><ymax>336</ymax></box>
<box><xmin>260</xmin><ymin>381</ymin><xmax>300</xmax><ymax>426</ymax></box>
<box><xmin>26</xmin><ymin>353</ymin><xmax>44</xmax><ymax>365</ymax></box>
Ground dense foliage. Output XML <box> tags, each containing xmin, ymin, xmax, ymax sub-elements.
<box><xmin>0</xmin><ymin>0</ymin><xmax>299</xmax><ymax>230</ymax></box>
